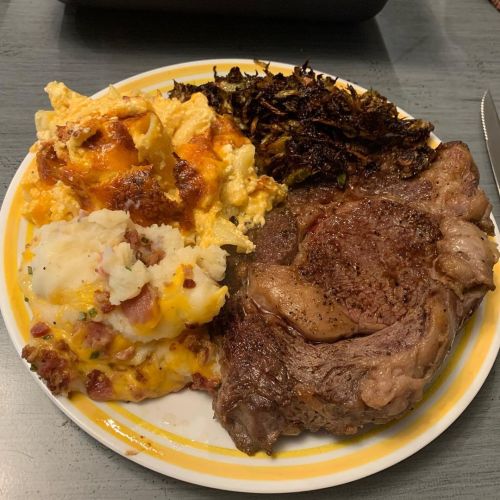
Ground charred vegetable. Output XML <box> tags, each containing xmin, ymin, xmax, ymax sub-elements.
<box><xmin>171</xmin><ymin>63</ymin><xmax>436</xmax><ymax>187</ymax></box>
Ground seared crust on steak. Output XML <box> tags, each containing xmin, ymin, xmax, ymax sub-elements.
<box><xmin>213</xmin><ymin>141</ymin><xmax>498</xmax><ymax>455</ymax></box>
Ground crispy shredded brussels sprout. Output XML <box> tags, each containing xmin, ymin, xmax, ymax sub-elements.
<box><xmin>171</xmin><ymin>63</ymin><xmax>436</xmax><ymax>188</ymax></box>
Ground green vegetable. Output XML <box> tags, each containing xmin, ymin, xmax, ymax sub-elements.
<box><xmin>283</xmin><ymin>167</ymin><xmax>313</xmax><ymax>186</ymax></box>
<box><xmin>27</xmin><ymin>266</ymin><xmax>33</xmax><ymax>275</ymax></box>
<box><xmin>88</xmin><ymin>307</ymin><xmax>98</xmax><ymax>318</ymax></box>
<box><xmin>90</xmin><ymin>351</ymin><xmax>100</xmax><ymax>359</ymax></box>
<box><xmin>79</xmin><ymin>311</ymin><xmax>87</xmax><ymax>321</ymax></box>
<box><xmin>171</xmin><ymin>63</ymin><xmax>436</xmax><ymax>187</ymax></box>
<box><xmin>337</xmin><ymin>172</ymin><xmax>347</xmax><ymax>188</ymax></box>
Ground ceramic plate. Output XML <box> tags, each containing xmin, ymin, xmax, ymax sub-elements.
<box><xmin>1</xmin><ymin>59</ymin><xmax>499</xmax><ymax>493</ymax></box>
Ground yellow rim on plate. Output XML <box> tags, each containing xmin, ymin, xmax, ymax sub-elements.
<box><xmin>1</xmin><ymin>59</ymin><xmax>499</xmax><ymax>493</ymax></box>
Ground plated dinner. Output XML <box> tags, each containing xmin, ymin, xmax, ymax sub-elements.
<box><xmin>1</xmin><ymin>59</ymin><xmax>499</xmax><ymax>493</ymax></box>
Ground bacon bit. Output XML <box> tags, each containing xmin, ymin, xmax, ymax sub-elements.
<box><xmin>183</xmin><ymin>278</ymin><xmax>196</xmax><ymax>289</ymax></box>
<box><xmin>124</xmin><ymin>228</ymin><xmax>165</xmax><ymax>266</ymax></box>
<box><xmin>181</xmin><ymin>332</ymin><xmax>206</xmax><ymax>353</ymax></box>
<box><xmin>121</xmin><ymin>284</ymin><xmax>159</xmax><ymax>324</ymax></box>
<box><xmin>22</xmin><ymin>345</ymin><xmax>71</xmax><ymax>394</ymax></box>
<box><xmin>55</xmin><ymin>339</ymin><xmax>70</xmax><ymax>352</ymax></box>
<box><xmin>124</xmin><ymin>228</ymin><xmax>140</xmax><ymax>248</ymax></box>
<box><xmin>145</xmin><ymin>248</ymin><xmax>165</xmax><ymax>266</ymax></box>
<box><xmin>84</xmin><ymin>322</ymin><xmax>115</xmax><ymax>350</ymax></box>
<box><xmin>30</xmin><ymin>322</ymin><xmax>51</xmax><ymax>338</ymax></box>
<box><xmin>114</xmin><ymin>345</ymin><xmax>136</xmax><ymax>361</ymax></box>
<box><xmin>190</xmin><ymin>373</ymin><xmax>220</xmax><ymax>393</ymax></box>
<box><xmin>125</xmin><ymin>449</ymin><xmax>140</xmax><ymax>456</ymax></box>
<box><xmin>94</xmin><ymin>290</ymin><xmax>115</xmax><ymax>313</ymax></box>
<box><xmin>180</xmin><ymin>331</ymin><xmax>212</xmax><ymax>364</ymax></box>
<box><xmin>21</xmin><ymin>345</ymin><xmax>36</xmax><ymax>363</ymax></box>
<box><xmin>86</xmin><ymin>370</ymin><xmax>113</xmax><ymax>401</ymax></box>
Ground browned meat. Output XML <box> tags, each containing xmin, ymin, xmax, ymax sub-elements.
<box><xmin>121</xmin><ymin>284</ymin><xmax>159</xmax><ymax>325</ymax></box>
<box><xmin>86</xmin><ymin>370</ymin><xmax>113</xmax><ymax>401</ymax></box>
<box><xmin>124</xmin><ymin>229</ymin><xmax>165</xmax><ymax>266</ymax></box>
<box><xmin>180</xmin><ymin>330</ymin><xmax>217</xmax><ymax>366</ymax></box>
<box><xmin>21</xmin><ymin>343</ymin><xmax>78</xmax><ymax>395</ymax></box>
<box><xmin>94</xmin><ymin>290</ymin><xmax>115</xmax><ymax>314</ymax></box>
<box><xmin>213</xmin><ymin>141</ymin><xmax>498</xmax><ymax>455</ymax></box>
<box><xmin>83</xmin><ymin>322</ymin><xmax>115</xmax><ymax>351</ymax></box>
<box><xmin>353</xmin><ymin>142</ymin><xmax>494</xmax><ymax>233</ymax></box>
<box><xmin>191</xmin><ymin>373</ymin><xmax>220</xmax><ymax>393</ymax></box>
<box><xmin>30</xmin><ymin>322</ymin><xmax>51</xmax><ymax>338</ymax></box>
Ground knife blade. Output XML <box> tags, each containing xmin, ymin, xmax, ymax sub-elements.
<box><xmin>481</xmin><ymin>90</ymin><xmax>500</xmax><ymax>196</ymax></box>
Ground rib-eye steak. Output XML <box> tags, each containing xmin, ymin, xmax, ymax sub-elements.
<box><xmin>213</xmin><ymin>141</ymin><xmax>498</xmax><ymax>455</ymax></box>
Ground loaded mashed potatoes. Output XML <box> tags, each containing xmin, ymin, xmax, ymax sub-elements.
<box><xmin>20</xmin><ymin>82</ymin><xmax>286</xmax><ymax>401</ymax></box>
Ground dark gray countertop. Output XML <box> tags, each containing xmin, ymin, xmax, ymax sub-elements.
<box><xmin>1</xmin><ymin>0</ymin><xmax>499</xmax><ymax>498</ymax></box>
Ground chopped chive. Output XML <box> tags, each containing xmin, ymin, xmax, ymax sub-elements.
<box><xmin>141</xmin><ymin>236</ymin><xmax>149</xmax><ymax>244</ymax></box>
<box><xmin>42</xmin><ymin>334</ymin><xmax>52</xmax><ymax>340</ymax></box>
<box><xmin>337</xmin><ymin>172</ymin><xmax>347</xmax><ymax>188</ymax></box>
<box><xmin>27</xmin><ymin>266</ymin><xmax>33</xmax><ymax>275</ymax></box>
<box><xmin>30</xmin><ymin>365</ymin><xmax>37</xmax><ymax>371</ymax></box>
<box><xmin>90</xmin><ymin>351</ymin><xmax>100</xmax><ymax>360</ymax></box>
<box><xmin>125</xmin><ymin>266</ymin><xmax>132</xmax><ymax>271</ymax></box>
<box><xmin>24</xmin><ymin>297</ymin><xmax>29</xmax><ymax>303</ymax></box>
<box><xmin>88</xmin><ymin>307</ymin><xmax>97</xmax><ymax>318</ymax></box>
<box><xmin>79</xmin><ymin>311</ymin><xmax>87</xmax><ymax>321</ymax></box>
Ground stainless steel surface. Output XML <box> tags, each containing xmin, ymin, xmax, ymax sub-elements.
<box><xmin>1</xmin><ymin>0</ymin><xmax>500</xmax><ymax>498</ymax></box>
<box><xmin>482</xmin><ymin>90</ymin><xmax>500</xmax><ymax>196</ymax></box>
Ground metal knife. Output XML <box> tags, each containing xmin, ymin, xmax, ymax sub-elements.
<box><xmin>481</xmin><ymin>90</ymin><xmax>500</xmax><ymax>196</ymax></box>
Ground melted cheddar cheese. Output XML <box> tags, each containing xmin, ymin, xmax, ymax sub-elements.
<box><xmin>27</xmin><ymin>82</ymin><xmax>286</xmax><ymax>251</ymax></box>
<box><xmin>21</xmin><ymin>210</ymin><xmax>224</xmax><ymax>401</ymax></box>
<box><xmin>20</xmin><ymin>80</ymin><xmax>286</xmax><ymax>403</ymax></box>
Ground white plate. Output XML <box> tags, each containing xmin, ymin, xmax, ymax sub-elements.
<box><xmin>1</xmin><ymin>59</ymin><xmax>499</xmax><ymax>494</ymax></box>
